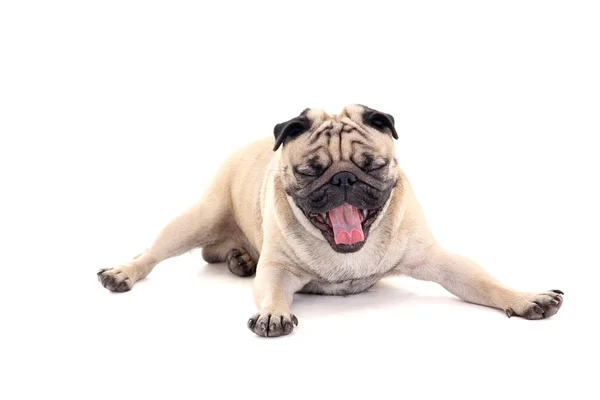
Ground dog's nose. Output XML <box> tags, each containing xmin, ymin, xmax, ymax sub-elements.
<box><xmin>330</xmin><ymin>171</ymin><xmax>358</xmax><ymax>187</ymax></box>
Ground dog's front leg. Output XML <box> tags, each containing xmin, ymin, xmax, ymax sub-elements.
<box><xmin>399</xmin><ymin>245</ymin><xmax>564</xmax><ymax>319</ymax></box>
<box><xmin>247</xmin><ymin>262</ymin><xmax>309</xmax><ymax>337</ymax></box>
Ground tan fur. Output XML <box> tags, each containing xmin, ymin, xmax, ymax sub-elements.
<box><xmin>97</xmin><ymin>104</ymin><xmax>563</xmax><ymax>337</ymax></box>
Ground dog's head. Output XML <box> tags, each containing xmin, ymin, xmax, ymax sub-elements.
<box><xmin>274</xmin><ymin>104</ymin><xmax>400</xmax><ymax>253</ymax></box>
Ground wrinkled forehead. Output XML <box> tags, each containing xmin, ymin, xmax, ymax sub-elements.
<box><xmin>302</xmin><ymin>104</ymin><xmax>368</xmax><ymax>132</ymax></box>
<box><xmin>281</xmin><ymin>107</ymin><xmax>395</xmax><ymax>166</ymax></box>
<box><xmin>272</xmin><ymin>103</ymin><xmax>397</xmax><ymax>153</ymax></box>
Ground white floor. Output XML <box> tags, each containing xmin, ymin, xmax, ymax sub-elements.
<box><xmin>4</xmin><ymin>244</ymin><xmax>593</xmax><ymax>400</ymax></box>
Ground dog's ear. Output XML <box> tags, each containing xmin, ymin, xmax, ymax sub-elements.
<box><xmin>361</xmin><ymin>106</ymin><xmax>398</xmax><ymax>140</ymax></box>
<box><xmin>273</xmin><ymin>109</ymin><xmax>311</xmax><ymax>151</ymax></box>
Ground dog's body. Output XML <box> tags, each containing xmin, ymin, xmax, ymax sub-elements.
<box><xmin>98</xmin><ymin>104</ymin><xmax>563</xmax><ymax>337</ymax></box>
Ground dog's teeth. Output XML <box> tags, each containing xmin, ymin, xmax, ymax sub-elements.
<box><xmin>362</xmin><ymin>210</ymin><xmax>368</xmax><ymax>218</ymax></box>
<box><xmin>321</xmin><ymin>213</ymin><xmax>327</xmax><ymax>220</ymax></box>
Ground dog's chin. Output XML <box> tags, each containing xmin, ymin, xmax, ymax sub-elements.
<box><xmin>298</xmin><ymin>203</ymin><xmax>386</xmax><ymax>254</ymax></box>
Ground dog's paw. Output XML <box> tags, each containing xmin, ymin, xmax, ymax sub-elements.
<box><xmin>227</xmin><ymin>249</ymin><xmax>256</xmax><ymax>277</ymax></box>
<box><xmin>247</xmin><ymin>313</ymin><xmax>298</xmax><ymax>337</ymax></box>
<box><xmin>505</xmin><ymin>290</ymin><xmax>564</xmax><ymax>320</ymax></box>
<box><xmin>97</xmin><ymin>267</ymin><xmax>133</xmax><ymax>292</ymax></box>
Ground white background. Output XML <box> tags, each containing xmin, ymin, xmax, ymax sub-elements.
<box><xmin>1</xmin><ymin>1</ymin><xmax>599</xmax><ymax>399</ymax></box>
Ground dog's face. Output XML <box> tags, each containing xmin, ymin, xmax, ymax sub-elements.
<box><xmin>274</xmin><ymin>104</ymin><xmax>400</xmax><ymax>253</ymax></box>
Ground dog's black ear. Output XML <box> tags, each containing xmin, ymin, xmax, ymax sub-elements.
<box><xmin>362</xmin><ymin>106</ymin><xmax>398</xmax><ymax>140</ymax></box>
<box><xmin>273</xmin><ymin>109</ymin><xmax>312</xmax><ymax>151</ymax></box>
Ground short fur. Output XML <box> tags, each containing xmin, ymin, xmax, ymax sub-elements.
<box><xmin>98</xmin><ymin>104</ymin><xmax>563</xmax><ymax>337</ymax></box>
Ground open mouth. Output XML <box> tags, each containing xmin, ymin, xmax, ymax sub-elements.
<box><xmin>304</xmin><ymin>202</ymin><xmax>384</xmax><ymax>253</ymax></box>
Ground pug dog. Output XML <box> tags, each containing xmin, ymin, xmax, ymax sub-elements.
<box><xmin>97</xmin><ymin>104</ymin><xmax>564</xmax><ymax>337</ymax></box>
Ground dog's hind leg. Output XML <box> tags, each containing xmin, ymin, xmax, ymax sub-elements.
<box><xmin>97</xmin><ymin>188</ymin><xmax>231</xmax><ymax>292</ymax></box>
<box><xmin>201</xmin><ymin>239</ymin><xmax>258</xmax><ymax>277</ymax></box>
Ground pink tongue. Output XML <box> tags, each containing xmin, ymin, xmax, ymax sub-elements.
<box><xmin>328</xmin><ymin>203</ymin><xmax>365</xmax><ymax>245</ymax></box>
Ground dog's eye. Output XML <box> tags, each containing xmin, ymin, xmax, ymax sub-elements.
<box><xmin>366</xmin><ymin>159</ymin><xmax>388</xmax><ymax>171</ymax></box>
<box><xmin>294</xmin><ymin>164</ymin><xmax>324</xmax><ymax>177</ymax></box>
<box><xmin>361</xmin><ymin>155</ymin><xmax>388</xmax><ymax>172</ymax></box>
<box><xmin>296</xmin><ymin>170</ymin><xmax>317</xmax><ymax>177</ymax></box>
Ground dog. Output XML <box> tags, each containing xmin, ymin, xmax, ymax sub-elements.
<box><xmin>97</xmin><ymin>104</ymin><xmax>564</xmax><ymax>337</ymax></box>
